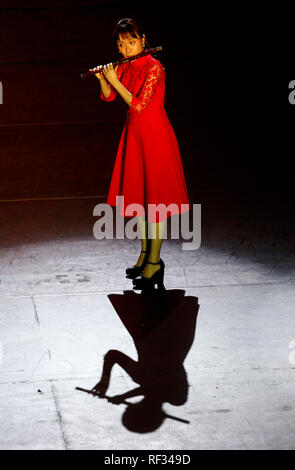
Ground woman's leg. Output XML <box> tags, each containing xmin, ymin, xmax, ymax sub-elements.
<box><xmin>134</xmin><ymin>215</ymin><xmax>149</xmax><ymax>267</ymax></box>
<box><xmin>142</xmin><ymin>220</ymin><xmax>166</xmax><ymax>278</ymax></box>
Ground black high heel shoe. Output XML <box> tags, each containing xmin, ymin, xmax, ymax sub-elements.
<box><xmin>132</xmin><ymin>259</ymin><xmax>166</xmax><ymax>293</ymax></box>
<box><xmin>125</xmin><ymin>250</ymin><xmax>149</xmax><ymax>279</ymax></box>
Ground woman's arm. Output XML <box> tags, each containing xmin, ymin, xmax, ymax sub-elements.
<box><xmin>102</xmin><ymin>63</ymin><xmax>133</xmax><ymax>107</ymax></box>
<box><xmin>99</xmin><ymin>77</ymin><xmax>112</xmax><ymax>99</ymax></box>
<box><xmin>111</xmin><ymin>80</ymin><xmax>133</xmax><ymax>107</ymax></box>
<box><xmin>89</xmin><ymin>66</ymin><xmax>111</xmax><ymax>99</ymax></box>
<box><xmin>90</xmin><ymin>64</ymin><xmax>119</xmax><ymax>101</ymax></box>
<box><xmin>108</xmin><ymin>386</ymin><xmax>144</xmax><ymax>404</ymax></box>
<box><xmin>130</xmin><ymin>63</ymin><xmax>163</xmax><ymax>113</ymax></box>
<box><xmin>102</xmin><ymin>61</ymin><xmax>163</xmax><ymax>110</ymax></box>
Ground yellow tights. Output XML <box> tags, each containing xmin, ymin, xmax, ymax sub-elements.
<box><xmin>135</xmin><ymin>216</ymin><xmax>166</xmax><ymax>278</ymax></box>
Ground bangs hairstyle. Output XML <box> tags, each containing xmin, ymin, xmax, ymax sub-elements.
<box><xmin>112</xmin><ymin>17</ymin><xmax>151</xmax><ymax>48</ymax></box>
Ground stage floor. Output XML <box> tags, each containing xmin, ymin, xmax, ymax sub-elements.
<box><xmin>0</xmin><ymin>193</ymin><xmax>294</xmax><ymax>450</ymax></box>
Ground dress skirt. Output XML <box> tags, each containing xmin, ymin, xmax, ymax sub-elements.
<box><xmin>106</xmin><ymin>106</ymin><xmax>190</xmax><ymax>223</ymax></box>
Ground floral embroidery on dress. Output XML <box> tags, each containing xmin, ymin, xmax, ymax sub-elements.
<box><xmin>130</xmin><ymin>63</ymin><xmax>163</xmax><ymax>113</ymax></box>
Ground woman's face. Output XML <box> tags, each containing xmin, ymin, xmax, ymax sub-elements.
<box><xmin>117</xmin><ymin>32</ymin><xmax>145</xmax><ymax>59</ymax></box>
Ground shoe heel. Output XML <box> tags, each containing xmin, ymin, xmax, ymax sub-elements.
<box><xmin>145</xmin><ymin>264</ymin><xmax>165</xmax><ymax>293</ymax></box>
<box><xmin>133</xmin><ymin>258</ymin><xmax>166</xmax><ymax>294</ymax></box>
<box><xmin>156</xmin><ymin>268</ymin><xmax>166</xmax><ymax>291</ymax></box>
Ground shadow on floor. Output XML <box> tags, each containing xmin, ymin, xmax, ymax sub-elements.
<box><xmin>80</xmin><ymin>289</ymin><xmax>199</xmax><ymax>433</ymax></box>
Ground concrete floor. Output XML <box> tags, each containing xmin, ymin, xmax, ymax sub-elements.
<box><xmin>0</xmin><ymin>192</ymin><xmax>294</xmax><ymax>450</ymax></box>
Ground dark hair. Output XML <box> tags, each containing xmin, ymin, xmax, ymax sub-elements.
<box><xmin>112</xmin><ymin>17</ymin><xmax>151</xmax><ymax>49</ymax></box>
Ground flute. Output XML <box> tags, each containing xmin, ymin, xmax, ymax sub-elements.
<box><xmin>75</xmin><ymin>386</ymin><xmax>189</xmax><ymax>423</ymax></box>
<box><xmin>80</xmin><ymin>46</ymin><xmax>162</xmax><ymax>78</ymax></box>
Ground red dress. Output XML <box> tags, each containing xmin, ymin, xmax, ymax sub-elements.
<box><xmin>100</xmin><ymin>53</ymin><xmax>190</xmax><ymax>223</ymax></box>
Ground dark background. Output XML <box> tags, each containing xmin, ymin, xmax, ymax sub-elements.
<box><xmin>0</xmin><ymin>1</ymin><xmax>293</xmax><ymax>203</ymax></box>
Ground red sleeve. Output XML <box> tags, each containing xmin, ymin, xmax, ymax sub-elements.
<box><xmin>99</xmin><ymin>65</ymin><xmax>124</xmax><ymax>102</ymax></box>
<box><xmin>130</xmin><ymin>63</ymin><xmax>163</xmax><ymax>113</ymax></box>
<box><xmin>100</xmin><ymin>84</ymin><xmax>117</xmax><ymax>101</ymax></box>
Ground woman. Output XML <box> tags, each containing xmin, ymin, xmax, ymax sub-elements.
<box><xmin>91</xmin><ymin>18</ymin><xmax>190</xmax><ymax>293</ymax></box>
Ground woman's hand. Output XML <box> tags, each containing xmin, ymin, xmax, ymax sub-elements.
<box><xmin>89</xmin><ymin>65</ymin><xmax>105</xmax><ymax>81</ymax></box>
<box><xmin>91</xmin><ymin>380</ymin><xmax>108</xmax><ymax>397</ymax></box>
<box><xmin>89</xmin><ymin>63</ymin><xmax>119</xmax><ymax>86</ymax></box>
<box><xmin>102</xmin><ymin>63</ymin><xmax>119</xmax><ymax>86</ymax></box>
